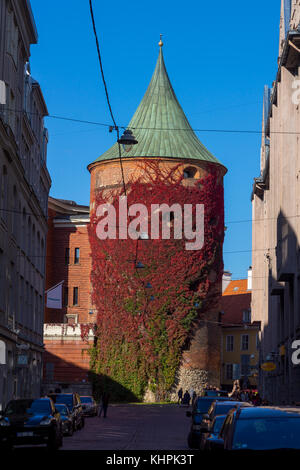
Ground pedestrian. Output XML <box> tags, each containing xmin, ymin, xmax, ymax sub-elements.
<box><xmin>177</xmin><ymin>388</ymin><xmax>183</xmax><ymax>405</ymax></box>
<box><xmin>192</xmin><ymin>391</ymin><xmax>197</xmax><ymax>406</ymax></box>
<box><xmin>182</xmin><ymin>390</ymin><xmax>191</xmax><ymax>406</ymax></box>
<box><xmin>98</xmin><ymin>391</ymin><xmax>110</xmax><ymax>418</ymax></box>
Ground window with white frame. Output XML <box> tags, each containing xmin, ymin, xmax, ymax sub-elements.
<box><xmin>226</xmin><ymin>335</ymin><xmax>234</xmax><ymax>352</ymax></box>
<box><xmin>243</xmin><ymin>309</ymin><xmax>251</xmax><ymax>323</ymax></box>
<box><xmin>241</xmin><ymin>334</ymin><xmax>249</xmax><ymax>351</ymax></box>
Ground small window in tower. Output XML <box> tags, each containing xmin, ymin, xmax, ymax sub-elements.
<box><xmin>74</xmin><ymin>247</ymin><xmax>80</xmax><ymax>264</ymax></box>
<box><xmin>183</xmin><ymin>167</ymin><xmax>197</xmax><ymax>179</ymax></box>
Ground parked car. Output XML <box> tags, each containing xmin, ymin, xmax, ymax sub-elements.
<box><xmin>55</xmin><ymin>404</ymin><xmax>73</xmax><ymax>436</ymax></box>
<box><xmin>48</xmin><ymin>393</ymin><xmax>84</xmax><ymax>431</ymax></box>
<box><xmin>186</xmin><ymin>396</ymin><xmax>230</xmax><ymax>449</ymax></box>
<box><xmin>199</xmin><ymin>414</ymin><xmax>227</xmax><ymax>450</ymax></box>
<box><xmin>210</xmin><ymin>407</ymin><xmax>300</xmax><ymax>451</ymax></box>
<box><xmin>0</xmin><ymin>398</ymin><xmax>63</xmax><ymax>450</ymax></box>
<box><xmin>80</xmin><ymin>396</ymin><xmax>98</xmax><ymax>417</ymax></box>
<box><xmin>202</xmin><ymin>389</ymin><xmax>228</xmax><ymax>398</ymax></box>
<box><xmin>201</xmin><ymin>400</ymin><xmax>252</xmax><ymax>429</ymax></box>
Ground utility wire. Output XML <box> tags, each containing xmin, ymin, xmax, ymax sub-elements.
<box><xmin>4</xmin><ymin>106</ymin><xmax>300</xmax><ymax>136</ymax></box>
<box><xmin>88</xmin><ymin>0</ymin><xmax>127</xmax><ymax>196</ymax></box>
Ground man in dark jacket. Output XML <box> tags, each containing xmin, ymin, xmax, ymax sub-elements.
<box><xmin>98</xmin><ymin>391</ymin><xmax>110</xmax><ymax>418</ymax></box>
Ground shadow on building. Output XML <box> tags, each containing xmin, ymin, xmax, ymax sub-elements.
<box><xmin>42</xmin><ymin>349</ymin><xmax>139</xmax><ymax>403</ymax></box>
<box><xmin>257</xmin><ymin>209</ymin><xmax>300</xmax><ymax>405</ymax></box>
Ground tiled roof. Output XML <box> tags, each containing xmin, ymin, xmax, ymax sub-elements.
<box><xmin>221</xmin><ymin>279</ymin><xmax>251</xmax><ymax>325</ymax></box>
<box><xmin>223</xmin><ymin>279</ymin><xmax>249</xmax><ymax>296</ymax></box>
<box><xmin>91</xmin><ymin>46</ymin><xmax>226</xmax><ymax>168</ymax></box>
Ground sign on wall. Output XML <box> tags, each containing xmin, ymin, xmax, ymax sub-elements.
<box><xmin>0</xmin><ymin>340</ymin><xmax>6</xmax><ymax>364</ymax></box>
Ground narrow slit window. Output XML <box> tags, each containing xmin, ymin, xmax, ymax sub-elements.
<box><xmin>73</xmin><ymin>287</ymin><xmax>78</xmax><ymax>306</ymax></box>
<box><xmin>74</xmin><ymin>248</ymin><xmax>80</xmax><ymax>264</ymax></box>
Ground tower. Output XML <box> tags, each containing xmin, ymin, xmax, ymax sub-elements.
<box><xmin>88</xmin><ymin>41</ymin><xmax>227</xmax><ymax>400</ymax></box>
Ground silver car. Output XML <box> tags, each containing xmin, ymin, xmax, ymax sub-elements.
<box><xmin>80</xmin><ymin>396</ymin><xmax>98</xmax><ymax>417</ymax></box>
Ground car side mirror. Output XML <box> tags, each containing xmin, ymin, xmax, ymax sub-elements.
<box><xmin>186</xmin><ymin>411</ymin><xmax>192</xmax><ymax>418</ymax></box>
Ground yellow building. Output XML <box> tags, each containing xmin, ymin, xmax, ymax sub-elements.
<box><xmin>220</xmin><ymin>279</ymin><xmax>260</xmax><ymax>391</ymax></box>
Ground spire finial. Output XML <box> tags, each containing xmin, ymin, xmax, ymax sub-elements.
<box><xmin>158</xmin><ymin>34</ymin><xmax>163</xmax><ymax>47</ymax></box>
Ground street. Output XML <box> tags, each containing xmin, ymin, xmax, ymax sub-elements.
<box><xmin>61</xmin><ymin>404</ymin><xmax>190</xmax><ymax>451</ymax></box>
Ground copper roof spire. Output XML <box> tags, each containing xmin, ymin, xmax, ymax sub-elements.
<box><xmin>92</xmin><ymin>41</ymin><xmax>224</xmax><ymax>167</ymax></box>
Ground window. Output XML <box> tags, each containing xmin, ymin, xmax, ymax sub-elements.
<box><xmin>73</xmin><ymin>287</ymin><xmax>78</xmax><ymax>306</ymax></box>
<box><xmin>241</xmin><ymin>355</ymin><xmax>250</xmax><ymax>376</ymax></box>
<box><xmin>241</xmin><ymin>334</ymin><xmax>249</xmax><ymax>351</ymax></box>
<box><xmin>243</xmin><ymin>309</ymin><xmax>251</xmax><ymax>323</ymax></box>
<box><xmin>0</xmin><ymin>166</ymin><xmax>8</xmax><ymax>223</ymax></box>
<box><xmin>74</xmin><ymin>248</ymin><xmax>80</xmax><ymax>264</ymax></box>
<box><xmin>63</xmin><ymin>287</ymin><xmax>68</xmax><ymax>307</ymax></box>
<box><xmin>226</xmin><ymin>335</ymin><xmax>234</xmax><ymax>352</ymax></box>
<box><xmin>65</xmin><ymin>248</ymin><xmax>70</xmax><ymax>265</ymax></box>
<box><xmin>226</xmin><ymin>364</ymin><xmax>233</xmax><ymax>380</ymax></box>
<box><xmin>183</xmin><ymin>167</ymin><xmax>197</xmax><ymax>179</ymax></box>
<box><xmin>66</xmin><ymin>314</ymin><xmax>78</xmax><ymax>325</ymax></box>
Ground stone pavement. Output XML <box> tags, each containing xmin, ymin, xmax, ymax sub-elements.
<box><xmin>61</xmin><ymin>404</ymin><xmax>191</xmax><ymax>450</ymax></box>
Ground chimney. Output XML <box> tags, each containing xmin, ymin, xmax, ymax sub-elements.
<box><xmin>247</xmin><ymin>266</ymin><xmax>252</xmax><ymax>290</ymax></box>
<box><xmin>222</xmin><ymin>271</ymin><xmax>232</xmax><ymax>293</ymax></box>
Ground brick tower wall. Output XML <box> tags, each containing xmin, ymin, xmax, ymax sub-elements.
<box><xmin>88</xmin><ymin>156</ymin><xmax>225</xmax><ymax>399</ymax></box>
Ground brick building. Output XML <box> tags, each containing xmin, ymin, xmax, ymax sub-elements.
<box><xmin>220</xmin><ymin>276</ymin><xmax>260</xmax><ymax>391</ymax></box>
<box><xmin>43</xmin><ymin>197</ymin><xmax>95</xmax><ymax>395</ymax></box>
<box><xmin>88</xmin><ymin>41</ymin><xmax>227</xmax><ymax>397</ymax></box>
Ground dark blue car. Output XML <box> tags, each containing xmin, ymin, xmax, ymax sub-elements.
<box><xmin>186</xmin><ymin>396</ymin><xmax>231</xmax><ymax>448</ymax></box>
<box><xmin>0</xmin><ymin>398</ymin><xmax>63</xmax><ymax>450</ymax></box>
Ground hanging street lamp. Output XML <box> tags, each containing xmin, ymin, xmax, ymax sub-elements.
<box><xmin>118</xmin><ymin>129</ymin><xmax>138</xmax><ymax>153</ymax></box>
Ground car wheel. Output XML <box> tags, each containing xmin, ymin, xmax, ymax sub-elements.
<box><xmin>81</xmin><ymin>418</ymin><xmax>85</xmax><ymax>428</ymax></box>
<box><xmin>68</xmin><ymin>424</ymin><xmax>73</xmax><ymax>436</ymax></box>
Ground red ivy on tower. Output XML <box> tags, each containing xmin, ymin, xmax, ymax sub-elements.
<box><xmin>88</xmin><ymin>161</ymin><xmax>224</xmax><ymax>401</ymax></box>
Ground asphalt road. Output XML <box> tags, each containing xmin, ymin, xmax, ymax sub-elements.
<box><xmin>61</xmin><ymin>404</ymin><xmax>191</xmax><ymax>450</ymax></box>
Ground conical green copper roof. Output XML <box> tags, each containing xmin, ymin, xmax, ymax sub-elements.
<box><xmin>92</xmin><ymin>45</ymin><xmax>223</xmax><ymax>165</ymax></box>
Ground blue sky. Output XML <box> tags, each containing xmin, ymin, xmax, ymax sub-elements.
<box><xmin>29</xmin><ymin>0</ymin><xmax>281</xmax><ymax>280</ymax></box>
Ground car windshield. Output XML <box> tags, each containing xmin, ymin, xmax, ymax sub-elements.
<box><xmin>54</xmin><ymin>395</ymin><xmax>73</xmax><ymax>408</ymax></box>
<box><xmin>56</xmin><ymin>405</ymin><xmax>68</xmax><ymax>415</ymax></box>
<box><xmin>80</xmin><ymin>397</ymin><xmax>92</xmax><ymax>403</ymax></box>
<box><xmin>233</xmin><ymin>417</ymin><xmax>300</xmax><ymax>450</ymax></box>
<box><xmin>205</xmin><ymin>390</ymin><xmax>227</xmax><ymax>397</ymax></box>
<box><xmin>195</xmin><ymin>399</ymin><xmax>215</xmax><ymax>414</ymax></box>
<box><xmin>5</xmin><ymin>400</ymin><xmax>34</xmax><ymax>415</ymax></box>
<box><xmin>5</xmin><ymin>399</ymin><xmax>51</xmax><ymax>415</ymax></box>
<box><xmin>214</xmin><ymin>403</ymin><xmax>237</xmax><ymax>416</ymax></box>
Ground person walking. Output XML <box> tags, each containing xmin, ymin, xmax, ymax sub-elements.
<box><xmin>177</xmin><ymin>388</ymin><xmax>183</xmax><ymax>405</ymax></box>
<box><xmin>98</xmin><ymin>391</ymin><xmax>110</xmax><ymax>418</ymax></box>
<box><xmin>182</xmin><ymin>390</ymin><xmax>191</xmax><ymax>406</ymax></box>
